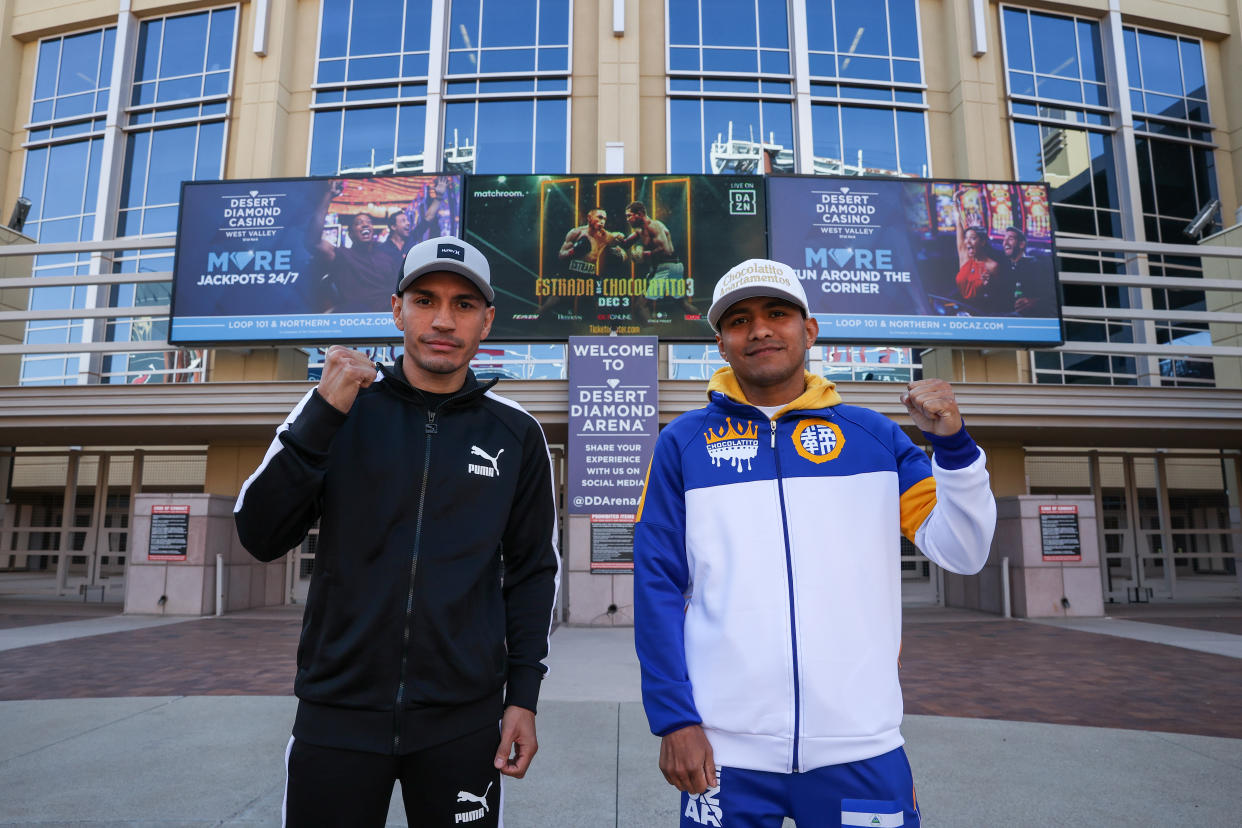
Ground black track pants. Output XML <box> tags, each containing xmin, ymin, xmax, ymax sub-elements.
<box><xmin>283</xmin><ymin>724</ymin><xmax>502</xmax><ymax>827</ymax></box>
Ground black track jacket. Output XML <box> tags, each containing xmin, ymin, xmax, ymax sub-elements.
<box><xmin>234</xmin><ymin>359</ymin><xmax>559</xmax><ymax>755</ymax></box>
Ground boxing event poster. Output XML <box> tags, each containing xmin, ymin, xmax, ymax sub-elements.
<box><xmin>767</xmin><ymin>176</ymin><xmax>1063</xmax><ymax>345</ymax></box>
<box><xmin>169</xmin><ymin>174</ymin><xmax>461</xmax><ymax>344</ymax></box>
<box><xmin>463</xmin><ymin>174</ymin><xmax>767</xmax><ymax>340</ymax></box>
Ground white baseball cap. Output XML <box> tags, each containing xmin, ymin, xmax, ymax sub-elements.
<box><xmin>707</xmin><ymin>259</ymin><xmax>810</xmax><ymax>329</ymax></box>
<box><xmin>397</xmin><ymin>236</ymin><xmax>494</xmax><ymax>303</ymax></box>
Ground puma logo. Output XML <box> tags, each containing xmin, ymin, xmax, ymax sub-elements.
<box><xmin>454</xmin><ymin>781</ymin><xmax>492</xmax><ymax>822</ymax></box>
<box><xmin>468</xmin><ymin>445</ymin><xmax>504</xmax><ymax>477</ymax></box>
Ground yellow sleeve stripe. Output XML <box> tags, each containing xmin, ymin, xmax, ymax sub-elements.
<box><xmin>900</xmin><ymin>477</ymin><xmax>937</xmax><ymax>542</ymax></box>
<box><xmin>635</xmin><ymin>458</ymin><xmax>654</xmax><ymax>522</ymax></box>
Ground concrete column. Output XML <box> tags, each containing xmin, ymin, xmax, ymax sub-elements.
<box><xmin>945</xmin><ymin>494</ymin><xmax>1104</xmax><ymax>618</ymax></box>
<box><xmin>125</xmin><ymin>493</ymin><xmax>286</xmax><ymax>615</ymax></box>
<box><xmin>55</xmin><ymin>450</ymin><xmax>81</xmax><ymax>595</ymax></box>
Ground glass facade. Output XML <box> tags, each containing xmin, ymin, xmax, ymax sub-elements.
<box><xmin>443</xmin><ymin>0</ymin><xmax>570</xmax><ymax>173</ymax></box>
<box><xmin>1003</xmin><ymin>8</ymin><xmax>1120</xmax><ymax>238</ymax></box>
<box><xmin>19</xmin><ymin>28</ymin><xmax>115</xmax><ymax>385</ymax></box>
<box><xmin>309</xmin><ymin>0</ymin><xmax>570</xmax><ymax>176</ymax></box>
<box><xmin>667</xmin><ymin>0</ymin><xmax>795</xmax><ymax>173</ymax></box>
<box><xmin>806</xmin><ymin>0</ymin><xmax>929</xmax><ymax>177</ymax></box>
<box><xmin>105</xmin><ymin>7</ymin><xmax>236</xmax><ymax>384</ymax></box>
<box><xmin>1124</xmin><ymin>26</ymin><xmax>1218</xmax><ymax>386</ymax></box>
<box><xmin>309</xmin><ymin>0</ymin><xmax>432</xmax><ymax>175</ymax></box>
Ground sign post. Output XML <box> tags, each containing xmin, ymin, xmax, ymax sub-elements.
<box><xmin>567</xmin><ymin>336</ymin><xmax>659</xmax><ymax>573</ymax></box>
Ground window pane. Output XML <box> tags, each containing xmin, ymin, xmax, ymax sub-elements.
<box><xmin>1011</xmin><ymin>121</ymin><xmax>1043</xmax><ymax>182</ymax></box>
<box><xmin>889</xmin><ymin>0</ymin><xmax>920</xmax><ymax>59</ymax></box>
<box><xmin>42</xmin><ymin>141</ymin><xmax>91</xmax><ymax>219</ymax></box>
<box><xmin>835</xmin><ymin>4</ymin><xmax>888</xmax><ymax>57</ymax></box>
<box><xmin>703</xmin><ymin>0</ymin><xmax>757</xmax><ymax>48</ymax></box>
<box><xmin>351</xmin><ymin>0</ymin><xmax>403</xmax><ymax>56</ymax></box>
<box><xmin>145</xmin><ymin>125</ymin><xmax>198</xmax><ymax>206</ymax></box>
<box><xmin>839</xmin><ymin>55</ymin><xmax>889</xmax><ymax>82</ymax></box>
<box><xmin>309</xmin><ymin>110</ymin><xmax>343</xmax><ymax>175</ymax></box>
<box><xmin>194</xmin><ymin>121</ymin><xmax>224</xmax><ymax>180</ymax></box>
<box><xmin>1180</xmin><ymin>39</ymin><xmax>1205</xmax><ymax>100</ymax></box>
<box><xmin>450</xmin><ymin>0</ymin><xmax>480</xmax><ymax>50</ymax></box>
<box><xmin>395</xmin><ymin>103</ymin><xmax>427</xmax><ymax>169</ymax></box>
<box><xmin>479</xmin><ymin>48</ymin><xmax>536</xmax><ymax>73</ymax></box>
<box><xmin>35</xmin><ymin>40</ymin><xmax>60</xmax><ymax>100</ymax></box>
<box><xmin>538</xmin><ymin>0</ymin><xmax>570</xmax><ymax>46</ymax></box>
<box><xmin>895</xmin><ymin>109</ymin><xmax>927</xmax><ymax>176</ymax></box>
<box><xmin>206</xmin><ymin>8</ymin><xmax>236</xmax><ymax>72</ymax></box>
<box><xmin>58</xmin><ymin>31</ymin><xmax>102</xmax><ymax>95</ymax></box>
<box><xmin>703</xmin><ymin>48</ymin><xmax>757</xmax><ymax>73</ymax></box>
<box><xmin>1076</xmin><ymin>20</ymin><xmax>1105</xmax><ymax>83</ymax></box>
<box><xmin>842</xmin><ymin>106</ymin><xmax>897</xmax><ymax>174</ymax></box>
<box><xmin>404</xmin><ymin>1</ymin><xmax>434</xmax><ymax>52</ymax></box>
<box><xmin>534</xmin><ymin>98</ymin><xmax>567</xmax><ymax>172</ymax></box>
<box><xmin>1088</xmin><ymin>131</ymin><xmax>1117</xmax><ymax>212</ymax></box>
<box><xmin>120</xmin><ymin>132</ymin><xmax>150</xmax><ymax>210</ymax></box>
<box><xmin>134</xmin><ymin>19</ymin><xmax>163</xmax><ymax>83</ymax></box>
<box><xmin>806</xmin><ymin>2</ymin><xmax>835</xmax><ymax>49</ymax></box>
<box><xmin>670</xmin><ymin>46</ymin><xmax>699</xmax><ymax>71</ymax></box>
<box><xmin>760</xmin><ymin>50</ymin><xmax>790</xmax><ymax>75</ymax></box>
<box><xmin>669</xmin><ymin>98</ymin><xmax>703</xmax><ymax>173</ymax></box>
<box><xmin>480</xmin><ymin>0</ymin><xmax>537</xmax><ymax>48</ymax></box>
<box><xmin>538</xmin><ymin>47</ymin><xmax>569</xmax><ymax>72</ymax></box>
<box><xmin>668</xmin><ymin>0</ymin><xmax>701</xmax><ymax>46</ymax></box>
<box><xmin>340</xmin><ymin>106</ymin><xmax>397</xmax><ymax>172</ymax></box>
<box><xmin>1137</xmin><ymin>31</ymin><xmax>1182</xmax><ymax>96</ymax></box>
<box><xmin>811</xmin><ymin>104</ymin><xmax>842</xmax><ymax>172</ymax></box>
<box><xmin>475</xmin><ymin>99</ymin><xmax>534</xmax><ymax>172</ymax></box>
<box><xmin>159</xmin><ymin>12</ymin><xmax>209</xmax><ymax>79</ymax></box>
<box><xmin>1030</xmin><ymin>13</ymin><xmax>1077</xmax><ymax>78</ymax></box>
<box><xmin>1148</xmin><ymin>138</ymin><xmax>1197</xmax><ymax>219</ymax></box>
<box><xmin>319</xmin><ymin>0</ymin><xmax>349</xmax><ymax>59</ymax></box>
<box><xmin>758</xmin><ymin>3</ymin><xmax>789</xmax><ymax>50</ymax></box>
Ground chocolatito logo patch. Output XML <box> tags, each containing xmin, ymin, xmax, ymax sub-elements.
<box><xmin>437</xmin><ymin>243</ymin><xmax>465</xmax><ymax>261</ymax></box>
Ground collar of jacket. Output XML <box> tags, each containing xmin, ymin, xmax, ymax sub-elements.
<box><xmin>706</xmin><ymin>367</ymin><xmax>842</xmax><ymax>419</ymax></box>
<box><xmin>376</xmin><ymin>356</ymin><xmax>499</xmax><ymax>408</ymax></box>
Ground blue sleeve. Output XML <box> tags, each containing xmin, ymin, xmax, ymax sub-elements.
<box><xmin>633</xmin><ymin>427</ymin><xmax>701</xmax><ymax>736</ymax></box>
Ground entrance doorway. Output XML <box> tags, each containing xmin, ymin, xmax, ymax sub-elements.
<box><xmin>1029</xmin><ymin>451</ymin><xmax>1241</xmax><ymax>604</ymax></box>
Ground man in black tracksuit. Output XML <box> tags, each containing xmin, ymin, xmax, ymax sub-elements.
<box><xmin>234</xmin><ymin>236</ymin><xmax>559</xmax><ymax>826</ymax></box>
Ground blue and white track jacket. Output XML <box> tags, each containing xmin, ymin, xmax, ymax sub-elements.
<box><xmin>634</xmin><ymin>369</ymin><xmax>996</xmax><ymax>774</ymax></box>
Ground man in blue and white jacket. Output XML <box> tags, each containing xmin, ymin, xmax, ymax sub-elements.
<box><xmin>634</xmin><ymin>259</ymin><xmax>996</xmax><ymax>827</ymax></box>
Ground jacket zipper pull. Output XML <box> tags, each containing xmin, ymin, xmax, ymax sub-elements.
<box><xmin>426</xmin><ymin>410</ymin><xmax>438</xmax><ymax>434</ymax></box>
<box><xmin>770</xmin><ymin>419</ymin><xmax>777</xmax><ymax>449</ymax></box>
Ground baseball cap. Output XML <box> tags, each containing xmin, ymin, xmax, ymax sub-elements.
<box><xmin>396</xmin><ymin>236</ymin><xmax>494</xmax><ymax>303</ymax></box>
<box><xmin>707</xmin><ymin>259</ymin><xmax>810</xmax><ymax>329</ymax></box>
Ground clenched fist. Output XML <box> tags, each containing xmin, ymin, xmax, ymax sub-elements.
<box><xmin>317</xmin><ymin>346</ymin><xmax>378</xmax><ymax>413</ymax></box>
<box><xmin>900</xmin><ymin>378</ymin><xmax>963</xmax><ymax>436</ymax></box>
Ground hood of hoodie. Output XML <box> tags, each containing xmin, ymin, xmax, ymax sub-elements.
<box><xmin>706</xmin><ymin>366</ymin><xmax>842</xmax><ymax>419</ymax></box>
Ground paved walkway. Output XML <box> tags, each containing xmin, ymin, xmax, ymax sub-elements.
<box><xmin>1</xmin><ymin>600</ymin><xmax>1241</xmax><ymax>826</ymax></box>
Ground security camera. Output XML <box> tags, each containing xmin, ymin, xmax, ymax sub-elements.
<box><xmin>1183</xmin><ymin>198</ymin><xmax>1220</xmax><ymax>239</ymax></box>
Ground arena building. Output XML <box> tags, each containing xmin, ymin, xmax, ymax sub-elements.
<box><xmin>0</xmin><ymin>0</ymin><xmax>1239</xmax><ymax>623</ymax></box>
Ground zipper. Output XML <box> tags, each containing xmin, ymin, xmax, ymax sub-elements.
<box><xmin>393</xmin><ymin>408</ymin><xmax>438</xmax><ymax>752</ymax></box>
<box><xmin>771</xmin><ymin>416</ymin><xmax>802</xmax><ymax>773</ymax></box>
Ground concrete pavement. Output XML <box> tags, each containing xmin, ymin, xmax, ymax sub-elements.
<box><xmin>1</xmin><ymin>612</ymin><xmax>1241</xmax><ymax>826</ymax></box>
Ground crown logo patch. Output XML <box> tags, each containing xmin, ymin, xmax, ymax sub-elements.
<box><xmin>704</xmin><ymin>417</ymin><xmax>759</xmax><ymax>473</ymax></box>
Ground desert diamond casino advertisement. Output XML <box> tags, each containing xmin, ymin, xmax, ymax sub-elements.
<box><xmin>464</xmin><ymin>175</ymin><xmax>767</xmax><ymax>339</ymax></box>
<box><xmin>767</xmin><ymin>176</ymin><xmax>1063</xmax><ymax>345</ymax></box>
<box><xmin>169</xmin><ymin>174</ymin><xmax>461</xmax><ymax>344</ymax></box>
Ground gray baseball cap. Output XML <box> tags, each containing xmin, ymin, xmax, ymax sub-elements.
<box><xmin>396</xmin><ymin>236</ymin><xmax>494</xmax><ymax>303</ymax></box>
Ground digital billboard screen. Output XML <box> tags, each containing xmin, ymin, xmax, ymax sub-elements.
<box><xmin>767</xmin><ymin>176</ymin><xmax>1062</xmax><ymax>345</ymax></box>
<box><xmin>463</xmin><ymin>174</ymin><xmax>768</xmax><ymax>339</ymax></box>
<box><xmin>169</xmin><ymin>173</ymin><xmax>461</xmax><ymax>344</ymax></box>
